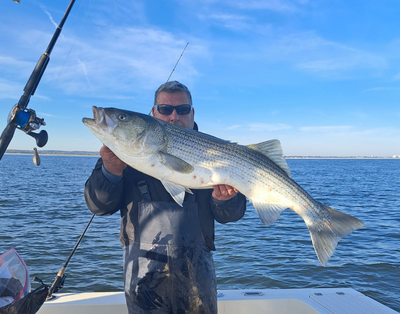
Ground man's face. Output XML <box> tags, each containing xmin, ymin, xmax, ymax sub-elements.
<box><xmin>152</xmin><ymin>92</ymin><xmax>195</xmax><ymax>129</ymax></box>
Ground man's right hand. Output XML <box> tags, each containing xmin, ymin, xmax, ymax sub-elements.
<box><xmin>100</xmin><ymin>145</ymin><xmax>127</xmax><ymax>176</ymax></box>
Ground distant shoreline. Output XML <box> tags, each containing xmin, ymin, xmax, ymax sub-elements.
<box><xmin>5</xmin><ymin>150</ymin><xmax>100</xmax><ymax>157</ymax></box>
<box><xmin>4</xmin><ymin>150</ymin><xmax>399</xmax><ymax>159</ymax></box>
<box><xmin>285</xmin><ymin>156</ymin><xmax>398</xmax><ymax>159</ymax></box>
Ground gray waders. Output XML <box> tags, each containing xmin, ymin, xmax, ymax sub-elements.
<box><xmin>123</xmin><ymin>181</ymin><xmax>217</xmax><ymax>314</ymax></box>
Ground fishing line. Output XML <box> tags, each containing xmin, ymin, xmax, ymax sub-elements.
<box><xmin>47</xmin><ymin>213</ymin><xmax>95</xmax><ymax>299</ymax></box>
<box><xmin>149</xmin><ymin>42</ymin><xmax>189</xmax><ymax>116</ymax></box>
<box><xmin>36</xmin><ymin>0</ymin><xmax>96</xmax><ymax>118</ymax></box>
<box><xmin>166</xmin><ymin>42</ymin><xmax>189</xmax><ymax>83</ymax></box>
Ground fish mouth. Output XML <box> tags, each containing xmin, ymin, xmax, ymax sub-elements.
<box><xmin>83</xmin><ymin>106</ymin><xmax>115</xmax><ymax>130</ymax></box>
<box><xmin>92</xmin><ymin>106</ymin><xmax>106</xmax><ymax>126</ymax></box>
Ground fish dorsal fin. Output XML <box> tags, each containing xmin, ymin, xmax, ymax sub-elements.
<box><xmin>160</xmin><ymin>179</ymin><xmax>193</xmax><ymax>207</ymax></box>
<box><xmin>158</xmin><ymin>151</ymin><xmax>194</xmax><ymax>174</ymax></box>
<box><xmin>246</xmin><ymin>139</ymin><xmax>291</xmax><ymax>177</ymax></box>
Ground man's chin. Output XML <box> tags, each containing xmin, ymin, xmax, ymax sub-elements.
<box><xmin>171</xmin><ymin>122</ymin><xmax>187</xmax><ymax>128</ymax></box>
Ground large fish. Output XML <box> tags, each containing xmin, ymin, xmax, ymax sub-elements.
<box><xmin>83</xmin><ymin>106</ymin><xmax>365</xmax><ymax>266</ymax></box>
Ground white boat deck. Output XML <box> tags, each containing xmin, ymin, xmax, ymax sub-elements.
<box><xmin>38</xmin><ymin>288</ymin><xmax>399</xmax><ymax>314</ymax></box>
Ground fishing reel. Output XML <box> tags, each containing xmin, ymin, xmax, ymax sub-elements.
<box><xmin>8</xmin><ymin>104</ymin><xmax>48</xmax><ymax>147</ymax></box>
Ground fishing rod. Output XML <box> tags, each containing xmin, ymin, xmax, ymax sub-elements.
<box><xmin>47</xmin><ymin>213</ymin><xmax>95</xmax><ymax>300</ymax></box>
<box><xmin>0</xmin><ymin>0</ymin><xmax>77</xmax><ymax>161</ymax></box>
<box><xmin>149</xmin><ymin>43</ymin><xmax>189</xmax><ymax>116</ymax></box>
<box><xmin>2</xmin><ymin>0</ymin><xmax>95</xmax><ymax>304</ymax></box>
<box><xmin>166</xmin><ymin>42</ymin><xmax>189</xmax><ymax>82</ymax></box>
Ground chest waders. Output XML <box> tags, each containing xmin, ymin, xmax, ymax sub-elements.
<box><xmin>123</xmin><ymin>181</ymin><xmax>217</xmax><ymax>314</ymax></box>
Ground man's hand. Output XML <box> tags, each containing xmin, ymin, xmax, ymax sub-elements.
<box><xmin>100</xmin><ymin>145</ymin><xmax>127</xmax><ymax>176</ymax></box>
<box><xmin>212</xmin><ymin>185</ymin><xmax>238</xmax><ymax>201</ymax></box>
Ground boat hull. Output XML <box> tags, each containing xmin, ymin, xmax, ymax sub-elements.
<box><xmin>37</xmin><ymin>288</ymin><xmax>398</xmax><ymax>314</ymax></box>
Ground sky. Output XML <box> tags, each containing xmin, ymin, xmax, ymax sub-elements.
<box><xmin>0</xmin><ymin>0</ymin><xmax>399</xmax><ymax>156</ymax></box>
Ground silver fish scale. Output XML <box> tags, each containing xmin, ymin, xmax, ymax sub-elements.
<box><xmin>163</xmin><ymin>125</ymin><xmax>334</xmax><ymax>234</ymax></box>
<box><xmin>163</xmin><ymin>124</ymin><xmax>313</xmax><ymax>207</ymax></box>
<box><xmin>164</xmin><ymin>125</ymin><xmax>258</xmax><ymax>174</ymax></box>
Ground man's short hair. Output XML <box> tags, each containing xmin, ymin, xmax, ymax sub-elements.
<box><xmin>154</xmin><ymin>81</ymin><xmax>192</xmax><ymax>106</ymax></box>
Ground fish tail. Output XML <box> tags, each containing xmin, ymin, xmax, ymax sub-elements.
<box><xmin>308</xmin><ymin>203</ymin><xmax>365</xmax><ymax>266</ymax></box>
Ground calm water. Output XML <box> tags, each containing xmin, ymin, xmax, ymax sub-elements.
<box><xmin>0</xmin><ymin>155</ymin><xmax>399</xmax><ymax>312</ymax></box>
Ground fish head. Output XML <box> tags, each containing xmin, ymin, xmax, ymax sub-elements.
<box><xmin>83</xmin><ymin>106</ymin><xmax>166</xmax><ymax>158</ymax></box>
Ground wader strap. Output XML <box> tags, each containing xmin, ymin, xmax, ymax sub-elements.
<box><xmin>138</xmin><ymin>180</ymin><xmax>151</xmax><ymax>202</ymax></box>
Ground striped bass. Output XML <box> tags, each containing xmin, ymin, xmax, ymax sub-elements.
<box><xmin>83</xmin><ymin>106</ymin><xmax>365</xmax><ymax>266</ymax></box>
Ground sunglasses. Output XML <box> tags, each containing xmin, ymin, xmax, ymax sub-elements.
<box><xmin>154</xmin><ymin>104</ymin><xmax>192</xmax><ymax>116</ymax></box>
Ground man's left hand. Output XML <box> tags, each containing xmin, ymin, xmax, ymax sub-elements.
<box><xmin>212</xmin><ymin>185</ymin><xmax>238</xmax><ymax>201</ymax></box>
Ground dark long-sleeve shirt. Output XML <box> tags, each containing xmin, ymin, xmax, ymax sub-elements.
<box><xmin>84</xmin><ymin>158</ymin><xmax>246</xmax><ymax>251</ymax></box>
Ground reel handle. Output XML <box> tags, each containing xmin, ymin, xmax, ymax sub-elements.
<box><xmin>28</xmin><ymin>130</ymin><xmax>48</xmax><ymax>147</ymax></box>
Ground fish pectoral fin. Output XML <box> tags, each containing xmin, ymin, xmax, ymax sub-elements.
<box><xmin>246</xmin><ymin>140</ymin><xmax>291</xmax><ymax>177</ymax></box>
<box><xmin>251</xmin><ymin>201</ymin><xmax>288</xmax><ymax>226</ymax></box>
<box><xmin>160</xmin><ymin>179</ymin><xmax>192</xmax><ymax>206</ymax></box>
<box><xmin>158</xmin><ymin>151</ymin><xmax>194</xmax><ymax>174</ymax></box>
<box><xmin>185</xmin><ymin>187</ymin><xmax>194</xmax><ymax>194</ymax></box>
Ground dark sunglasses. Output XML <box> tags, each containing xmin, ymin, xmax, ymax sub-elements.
<box><xmin>154</xmin><ymin>104</ymin><xmax>192</xmax><ymax>115</ymax></box>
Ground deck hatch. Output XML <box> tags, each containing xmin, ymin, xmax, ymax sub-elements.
<box><xmin>310</xmin><ymin>292</ymin><xmax>395</xmax><ymax>314</ymax></box>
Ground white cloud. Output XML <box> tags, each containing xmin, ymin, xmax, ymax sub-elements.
<box><xmin>300</xmin><ymin>126</ymin><xmax>353</xmax><ymax>132</ymax></box>
<box><xmin>227</xmin><ymin>122</ymin><xmax>291</xmax><ymax>131</ymax></box>
<box><xmin>0</xmin><ymin>56</ymin><xmax>35</xmax><ymax>81</ymax></box>
<box><xmin>364</xmin><ymin>87</ymin><xmax>400</xmax><ymax>92</ymax></box>
<box><xmin>0</xmin><ymin>56</ymin><xmax>30</xmax><ymax>68</ymax></box>
<box><xmin>353</xmin><ymin>111</ymin><xmax>368</xmax><ymax>119</ymax></box>
<box><xmin>199</xmin><ymin>13</ymin><xmax>253</xmax><ymax>30</ymax></box>
<box><xmin>265</xmin><ymin>32</ymin><xmax>387</xmax><ymax>77</ymax></box>
<box><xmin>353</xmin><ymin>127</ymin><xmax>400</xmax><ymax>137</ymax></box>
<box><xmin>195</xmin><ymin>1</ymin><xmax>299</xmax><ymax>31</ymax></box>
<box><xmin>76</xmin><ymin>58</ymin><xmax>92</xmax><ymax>90</ymax></box>
<box><xmin>38</xmin><ymin>26</ymin><xmax>208</xmax><ymax>97</ymax></box>
<box><xmin>41</xmin><ymin>6</ymin><xmax>58</xmax><ymax>29</ymax></box>
<box><xmin>0</xmin><ymin>79</ymin><xmax>21</xmax><ymax>99</ymax></box>
<box><xmin>297</xmin><ymin>55</ymin><xmax>384</xmax><ymax>73</ymax></box>
<box><xmin>226</xmin><ymin>0</ymin><xmax>302</xmax><ymax>13</ymax></box>
<box><xmin>298</xmin><ymin>126</ymin><xmax>400</xmax><ymax>142</ymax></box>
<box><xmin>226</xmin><ymin>124</ymin><xmax>241</xmax><ymax>130</ymax></box>
<box><xmin>39</xmin><ymin>112</ymin><xmax>56</xmax><ymax>118</ymax></box>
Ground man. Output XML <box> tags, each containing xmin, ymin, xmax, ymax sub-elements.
<box><xmin>84</xmin><ymin>81</ymin><xmax>246</xmax><ymax>313</ymax></box>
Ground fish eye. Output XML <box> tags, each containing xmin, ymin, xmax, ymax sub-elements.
<box><xmin>118</xmin><ymin>114</ymin><xmax>126</xmax><ymax>121</ymax></box>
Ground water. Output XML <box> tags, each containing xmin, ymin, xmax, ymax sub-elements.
<box><xmin>0</xmin><ymin>155</ymin><xmax>399</xmax><ymax>312</ymax></box>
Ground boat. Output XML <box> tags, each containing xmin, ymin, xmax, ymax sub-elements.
<box><xmin>38</xmin><ymin>288</ymin><xmax>398</xmax><ymax>314</ymax></box>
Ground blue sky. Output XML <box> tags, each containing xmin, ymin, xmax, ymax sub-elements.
<box><xmin>1</xmin><ymin>0</ymin><xmax>399</xmax><ymax>156</ymax></box>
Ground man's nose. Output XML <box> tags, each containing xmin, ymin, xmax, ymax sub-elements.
<box><xmin>169</xmin><ymin>109</ymin><xmax>179</xmax><ymax>121</ymax></box>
